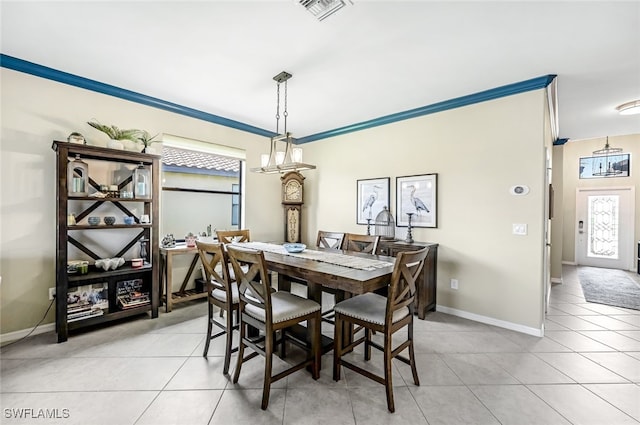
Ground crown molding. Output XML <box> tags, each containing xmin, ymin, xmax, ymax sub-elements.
<box><xmin>296</xmin><ymin>75</ymin><xmax>557</xmax><ymax>144</ymax></box>
<box><xmin>0</xmin><ymin>54</ymin><xmax>274</xmax><ymax>138</ymax></box>
<box><xmin>2</xmin><ymin>54</ymin><xmax>556</xmax><ymax>144</ymax></box>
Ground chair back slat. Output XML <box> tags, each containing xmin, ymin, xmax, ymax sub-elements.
<box><xmin>226</xmin><ymin>245</ymin><xmax>273</xmax><ymax>322</ymax></box>
<box><xmin>386</xmin><ymin>247</ymin><xmax>429</xmax><ymax>320</ymax></box>
<box><xmin>216</xmin><ymin>229</ymin><xmax>251</xmax><ymax>244</ymax></box>
<box><xmin>196</xmin><ymin>241</ymin><xmax>231</xmax><ymax>294</ymax></box>
<box><xmin>343</xmin><ymin>233</ymin><xmax>380</xmax><ymax>254</ymax></box>
<box><xmin>316</xmin><ymin>231</ymin><xmax>345</xmax><ymax>250</ymax></box>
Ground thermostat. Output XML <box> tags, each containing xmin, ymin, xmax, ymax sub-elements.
<box><xmin>510</xmin><ymin>185</ymin><xmax>530</xmax><ymax>196</ymax></box>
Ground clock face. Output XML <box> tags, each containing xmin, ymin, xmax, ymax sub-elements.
<box><xmin>285</xmin><ymin>180</ymin><xmax>302</xmax><ymax>202</ymax></box>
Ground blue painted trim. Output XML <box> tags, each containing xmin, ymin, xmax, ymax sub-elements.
<box><xmin>553</xmin><ymin>138</ymin><xmax>570</xmax><ymax>145</ymax></box>
<box><xmin>163</xmin><ymin>165</ymin><xmax>239</xmax><ymax>177</ymax></box>
<box><xmin>1</xmin><ymin>54</ymin><xmax>557</xmax><ymax>144</ymax></box>
<box><xmin>0</xmin><ymin>54</ymin><xmax>275</xmax><ymax>138</ymax></box>
<box><xmin>296</xmin><ymin>75</ymin><xmax>557</xmax><ymax>144</ymax></box>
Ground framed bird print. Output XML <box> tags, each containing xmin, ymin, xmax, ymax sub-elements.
<box><xmin>356</xmin><ymin>177</ymin><xmax>390</xmax><ymax>225</ymax></box>
<box><xmin>396</xmin><ymin>174</ymin><xmax>437</xmax><ymax>228</ymax></box>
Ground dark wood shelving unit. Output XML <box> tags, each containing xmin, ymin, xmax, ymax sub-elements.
<box><xmin>53</xmin><ymin>141</ymin><xmax>161</xmax><ymax>342</ymax></box>
<box><xmin>67</xmin><ymin>264</ymin><xmax>153</xmax><ymax>284</ymax></box>
<box><xmin>69</xmin><ymin>224</ymin><xmax>153</xmax><ymax>230</ymax></box>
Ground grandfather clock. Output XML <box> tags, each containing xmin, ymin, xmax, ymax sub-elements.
<box><xmin>281</xmin><ymin>171</ymin><xmax>304</xmax><ymax>243</ymax></box>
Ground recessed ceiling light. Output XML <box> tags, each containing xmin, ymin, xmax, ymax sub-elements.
<box><xmin>615</xmin><ymin>100</ymin><xmax>640</xmax><ymax>115</ymax></box>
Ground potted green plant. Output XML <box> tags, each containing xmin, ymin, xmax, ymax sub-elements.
<box><xmin>137</xmin><ymin>131</ymin><xmax>159</xmax><ymax>153</ymax></box>
<box><xmin>87</xmin><ymin>120</ymin><xmax>141</xmax><ymax>150</ymax></box>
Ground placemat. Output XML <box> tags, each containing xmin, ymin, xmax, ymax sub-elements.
<box><xmin>234</xmin><ymin>242</ymin><xmax>393</xmax><ymax>271</ymax></box>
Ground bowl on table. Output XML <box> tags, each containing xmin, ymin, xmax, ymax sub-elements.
<box><xmin>103</xmin><ymin>216</ymin><xmax>116</xmax><ymax>225</ymax></box>
<box><xmin>87</xmin><ymin>216</ymin><xmax>101</xmax><ymax>226</ymax></box>
<box><xmin>123</xmin><ymin>216</ymin><xmax>135</xmax><ymax>225</ymax></box>
<box><xmin>283</xmin><ymin>243</ymin><xmax>306</xmax><ymax>253</ymax></box>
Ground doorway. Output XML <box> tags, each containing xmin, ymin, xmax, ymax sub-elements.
<box><xmin>575</xmin><ymin>187</ymin><xmax>635</xmax><ymax>270</ymax></box>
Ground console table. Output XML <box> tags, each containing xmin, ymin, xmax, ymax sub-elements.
<box><xmin>159</xmin><ymin>245</ymin><xmax>207</xmax><ymax>312</ymax></box>
<box><xmin>377</xmin><ymin>239</ymin><xmax>438</xmax><ymax>319</ymax></box>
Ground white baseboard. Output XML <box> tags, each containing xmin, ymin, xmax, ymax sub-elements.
<box><xmin>551</xmin><ymin>277</ymin><xmax>563</xmax><ymax>284</ymax></box>
<box><xmin>0</xmin><ymin>323</ymin><xmax>55</xmax><ymax>344</ymax></box>
<box><xmin>436</xmin><ymin>305</ymin><xmax>543</xmax><ymax>337</ymax></box>
<box><xmin>562</xmin><ymin>260</ymin><xmax>577</xmax><ymax>265</ymax></box>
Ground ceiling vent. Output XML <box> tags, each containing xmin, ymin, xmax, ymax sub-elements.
<box><xmin>299</xmin><ymin>0</ymin><xmax>353</xmax><ymax>21</ymax></box>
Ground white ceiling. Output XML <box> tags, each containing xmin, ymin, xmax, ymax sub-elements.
<box><xmin>2</xmin><ymin>1</ymin><xmax>639</xmax><ymax>143</ymax></box>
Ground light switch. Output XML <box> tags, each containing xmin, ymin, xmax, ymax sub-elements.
<box><xmin>513</xmin><ymin>223</ymin><xmax>528</xmax><ymax>235</ymax></box>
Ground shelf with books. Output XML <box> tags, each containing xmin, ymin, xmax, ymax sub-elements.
<box><xmin>116</xmin><ymin>278</ymin><xmax>151</xmax><ymax>310</ymax></box>
<box><xmin>53</xmin><ymin>141</ymin><xmax>160</xmax><ymax>342</ymax></box>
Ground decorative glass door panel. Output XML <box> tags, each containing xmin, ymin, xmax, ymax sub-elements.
<box><xmin>576</xmin><ymin>188</ymin><xmax>634</xmax><ymax>270</ymax></box>
<box><xmin>587</xmin><ymin>195</ymin><xmax>619</xmax><ymax>259</ymax></box>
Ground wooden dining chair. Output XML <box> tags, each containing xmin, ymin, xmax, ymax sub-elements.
<box><xmin>227</xmin><ymin>245</ymin><xmax>322</xmax><ymax>410</ymax></box>
<box><xmin>216</xmin><ymin>229</ymin><xmax>251</xmax><ymax>244</ymax></box>
<box><xmin>313</xmin><ymin>231</ymin><xmax>346</xmax><ymax>324</ymax></box>
<box><xmin>332</xmin><ymin>246</ymin><xmax>430</xmax><ymax>413</ymax></box>
<box><xmin>196</xmin><ymin>241</ymin><xmax>238</xmax><ymax>375</ymax></box>
<box><xmin>316</xmin><ymin>230</ymin><xmax>345</xmax><ymax>250</ymax></box>
<box><xmin>343</xmin><ymin>233</ymin><xmax>380</xmax><ymax>254</ymax></box>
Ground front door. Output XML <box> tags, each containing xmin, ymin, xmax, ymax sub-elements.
<box><xmin>576</xmin><ymin>187</ymin><xmax>635</xmax><ymax>270</ymax></box>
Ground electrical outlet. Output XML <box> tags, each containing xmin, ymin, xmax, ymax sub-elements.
<box><xmin>450</xmin><ymin>279</ymin><xmax>459</xmax><ymax>290</ymax></box>
<box><xmin>48</xmin><ymin>287</ymin><xmax>56</xmax><ymax>300</ymax></box>
<box><xmin>512</xmin><ymin>223</ymin><xmax>528</xmax><ymax>235</ymax></box>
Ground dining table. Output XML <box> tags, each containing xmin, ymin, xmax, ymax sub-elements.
<box><xmin>231</xmin><ymin>241</ymin><xmax>396</xmax><ymax>352</ymax></box>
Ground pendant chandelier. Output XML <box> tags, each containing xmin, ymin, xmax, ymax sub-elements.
<box><xmin>591</xmin><ymin>136</ymin><xmax>624</xmax><ymax>177</ymax></box>
<box><xmin>250</xmin><ymin>71</ymin><xmax>316</xmax><ymax>174</ymax></box>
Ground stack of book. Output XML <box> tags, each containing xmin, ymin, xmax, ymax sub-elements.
<box><xmin>67</xmin><ymin>283</ymin><xmax>108</xmax><ymax>322</ymax></box>
<box><xmin>117</xmin><ymin>278</ymin><xmax>150</xmax><ymax>310</ymax></box>
<box><xmin>68</xmin><ymin>303</ymin><xmax>104</xmax><ymax>322</ymax></box>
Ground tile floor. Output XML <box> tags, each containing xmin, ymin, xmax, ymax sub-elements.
<box><xmin>1</xmin><ymin>265</ymin><xmax>639</xmax><ymax>424</ymax></box>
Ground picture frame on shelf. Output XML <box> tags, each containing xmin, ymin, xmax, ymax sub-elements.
<box><xmin>396</xmin><ymin>174</ymin><xmax>437</xmax><ymax>228</ymax></box>
<box><xmin>356</xmin><ymin>177</ymin><xmax>390</xmax><ymax>225</ymax></box>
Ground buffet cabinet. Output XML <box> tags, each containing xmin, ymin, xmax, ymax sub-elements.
<box><xmin>377</xmin><ymin>239</ymin><xmax>438</xmax><ymax>319</ymax></box>
<box><xmin>52</xmin><ymin>141</ymin><xmax>160</xmax><ymax>342</ymax></box>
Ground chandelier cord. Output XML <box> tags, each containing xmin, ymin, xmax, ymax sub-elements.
<box><xmin>275</xmin><ymin>82</ymin><xmax>281</xmax><ymax>135</ymax></box>
<box><xmin>283</xmin><ymin>79</ymin><xmax>288</xmax><ymax>134</ymax></box>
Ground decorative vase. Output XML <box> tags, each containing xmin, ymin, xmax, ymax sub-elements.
<box><xmin>185</xmin><ymin>234</ymin><xmax>197</xmax><ymax>247</ymax></box>
<box><xmin>139</xmin><ymin>238</ymin><xmax>149</xmax><ymax>260</ymax></box>
<box><xmin>107</xmin><ymin>139</ymin><xmax>124</xmax><ymax>150</ymax></box>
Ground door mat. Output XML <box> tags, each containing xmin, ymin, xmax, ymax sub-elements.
<box><xmin>578</xmin><ymin>266</ymin><xmax>640</xmax><ymax>311</ymax></box>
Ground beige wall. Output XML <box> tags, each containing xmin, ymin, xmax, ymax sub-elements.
<box><xmin>560</xmin><ymin>134</ymin><xmax>640</xmax><ymax>268</ymax></box>
<box><xmin>302</xmin><ymin>90</ymin><xmax>549</xmax><ymax>332</ymax></box>
<box><xmin>0</xmin><ymin>68</ymin><xmax>280</xmax><ymax>335</ymax></box>
<box><xmin>1</xmin><ymin>67</ymin><xmax>554</xmax><ymax>338</ymax></box>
